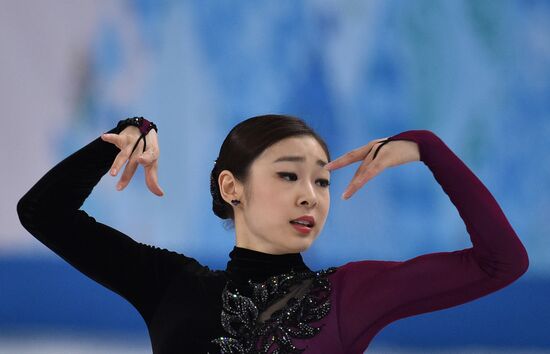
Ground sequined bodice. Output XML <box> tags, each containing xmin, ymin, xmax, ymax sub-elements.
<box><xmin>211</xmin><ymin>267</ymin><xmax>337</xmax><ymax>353</ymax></box>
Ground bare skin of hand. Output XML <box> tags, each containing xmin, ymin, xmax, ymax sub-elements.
<box><xmin>323</xmin><ymin>137</ymin><xmax>420</xmax><ymax>200</ymax></box>
<box><xmin>101</xmin><ymin>126</ymin><xmax>164</xmax><ymax>196</ymax></box>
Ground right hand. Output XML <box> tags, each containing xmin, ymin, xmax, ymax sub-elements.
<box><xmin>324</xmin><ymin>136</ymin><xmax>420</xmax><ymax>200</ymax></box>
<box><xmin>101</xmin><ymin>126</ymin><xmax>164</xmax><ymax>196</ymax></box>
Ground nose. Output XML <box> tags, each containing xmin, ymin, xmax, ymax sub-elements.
<box><xmin>297</xmin><ymin>181</ymin><xmax>318</xmax><ymax>208</ymax></box>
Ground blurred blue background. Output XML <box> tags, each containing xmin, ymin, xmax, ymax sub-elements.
<box><xmin>1</xmin><ymin>0</ymin><xmax>549</xmax><ymax>353</ymax></box>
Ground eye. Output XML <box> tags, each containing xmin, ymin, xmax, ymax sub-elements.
<box><xmin>277</xmin><ymin>172</ymin><xmax>330</xmax><ymax>188</ymax></box>
<box><xmin>277</xmin><ymin>172</ymin><xmax>297</xmax><ymax>181</ymax></box>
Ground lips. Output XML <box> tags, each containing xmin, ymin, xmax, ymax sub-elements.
<box><xmin>289</xmin><ymin>215</ymin><xmax>315</xmax><ymax>227</ymax></box>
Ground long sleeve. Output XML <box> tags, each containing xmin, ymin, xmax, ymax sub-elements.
<box><xmin>16</xmin><ymin>125</ymin><xmax>208</xmax><ymax>323</ymax></box>
<box><xmin>333</xmin><ymin>130</ymin><xmax>529</xmax><ymax>353</ymax></box>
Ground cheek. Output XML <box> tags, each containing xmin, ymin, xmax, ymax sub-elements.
<box><xmin>323</xmin><ymin>194</ymin><xmax>330</xmax><ymax>212</ymax></box>
<box><xmin>248</xmin><ymin>182</ymin><xmax>287</xmax><ymax>215</ymax></box>
<box><xmin>262</xmin><ymin>185</ymin><xmax>289</xmax><ymax>209</ymax></box>
<box><xmin>319</xmin><ymin>193</ymin><xmax>330</xmax><ymax>219</ymax></box>
<box><xmin>258</xmin><ymin>178</ymin><xmax>285</xmax><ymax>199</ymax></box>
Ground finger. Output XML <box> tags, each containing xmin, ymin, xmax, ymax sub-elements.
<box><xmin>342</xmin><ymin>167</ymin><xmax>381</xmax><ymax>199</ymax></box>
<box><xmin>342</xmin><ymin>158</ymin><xmax>370</xmax><ymax>200</ymax></box>
<box><xmin>144</xmin><ymin>160</ymin><xmax>164</xmax><ymax>196</ymax></box>
<box><xmin>137</xmin><ymin>130</ymin><xmax>159</xmax><ymax>165</ymax></box>
<box><xmin>324</xmin><ymin>137</ymin><xmax>389</xmax><ymax>171</ymax></box>
<box><xmin>342</xmin><ymin>148</ymin><xmax>382</xmax><ymax>200</ymax></box>
<box><xmin>109</xmin><ymin>148</ymin><xmax>132</xmax><ymax>176</ymax></box>
<box><xmin>116</xmin><ymin>157</ymin><xmax>140</xmax><ymax>191</ymax></box>
<box><xmin>101</xmin><ymin>133</ymin><xmax>122</xmax><ymax>149</ymax></box>
<box><xmin>138</xmin><ymin>149</ymin><xmax>157</xmax><ymax>166</ymax></box>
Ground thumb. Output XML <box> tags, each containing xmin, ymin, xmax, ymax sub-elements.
<box><xmin>101</xmin><ymin>133</ymin><xmax>121</xmax><ymax>148</ymax></box>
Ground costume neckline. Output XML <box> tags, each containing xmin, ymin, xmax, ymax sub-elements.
<box><xmin>225</xmin><ymin>246</ymin><xmax>311</xmax><ymax>286</ymax></box>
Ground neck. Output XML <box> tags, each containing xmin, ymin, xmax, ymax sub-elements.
<box><xmin>225</xmin><ymin>245</ymin><xmax>311</xmax><ymax>288</ymax></box>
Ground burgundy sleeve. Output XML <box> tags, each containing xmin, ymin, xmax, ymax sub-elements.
<box><xmin>16</xmin><ymin>125</ymin><xmax>206</xmax><ymax>322</ymax></box>
<box><xmin>332</xmin><ymin>130</ymin><xmax>529</xmax><ymax>353</ymax></box>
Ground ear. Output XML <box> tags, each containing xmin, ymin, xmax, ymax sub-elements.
<box><xmin>218</xmin><ymin>170</ymin><xmax>243</xmax><ymax>205</ymax></box>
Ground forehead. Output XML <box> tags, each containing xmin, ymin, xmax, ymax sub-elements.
<box><xmin>257</xmin><ymin>136</ymin><xmax>327</xmax><ymax>161</ymax></box>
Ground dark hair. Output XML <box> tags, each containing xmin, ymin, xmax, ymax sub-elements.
<box><xmin>210</xmin><ymin>114</ymin><xmax>331</xmax><ymax>230</ymax></box>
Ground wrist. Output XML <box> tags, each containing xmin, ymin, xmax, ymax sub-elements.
<box><xmin>116</xmin><ymin>116</ymin><xmax>158</xmax><ymax>155</ymax></box>
<box><xmin>116</xmin><ymin>117</ymin><xmax>158</xmax><ymax>135</ymax></box>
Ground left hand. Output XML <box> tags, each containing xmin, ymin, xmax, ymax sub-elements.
<box><xmin>323</xmin><ymin>137</ymin><xmax>420</xmax><ymax>200</ymax></box>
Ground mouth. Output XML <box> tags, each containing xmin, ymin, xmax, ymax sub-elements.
<box><xmin>289</xmin><ymin>215</ymin><xmax>315</xmax><ymax>234</ymax></box>
<box><xmin>289</xmin><ymin>220</ymin><xmax>314</xmax><ymax>227</ymax></box>
<box><xmin>290</xmin><ymin>221</ymin><xmax>313</xmax><ymax>234</ymax></box>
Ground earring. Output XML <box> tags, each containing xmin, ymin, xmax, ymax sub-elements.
<box><xmin>231</xmin><ymin>199</ymin><xmax>241</xmax><ymax>206</ymax></box>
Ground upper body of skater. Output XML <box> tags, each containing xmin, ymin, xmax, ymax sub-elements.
<box><xmin>17</xmin><ymin>114</ymin><xmax>529</xmax><ymax>354</ymax></box>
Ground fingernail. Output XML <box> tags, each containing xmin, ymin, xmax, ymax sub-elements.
<box><xmin>111</xmin><ymin>168</ymin><xmax>116</xmax><ymax>175</ymax></box>
<box><xmin>116</xmin><ymin>184</ymin><xmax>122</xmax><ymax>190</ymax></box>
<box><xmin>341</xmin><ymin>192</ymin><xmax>348</xmax><ymax>200</ymax></box>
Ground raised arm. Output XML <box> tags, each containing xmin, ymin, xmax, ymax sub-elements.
<box><xmin>16</xmin><ymin>123</ymin><xmax>206</xmax><ymax>322</ymax></box>
<box><xmin>331</xmin><ymin>130</ymin><xmax>529</xmax><ymax>352</ymax></box>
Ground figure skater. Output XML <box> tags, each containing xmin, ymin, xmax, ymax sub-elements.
<box><xmin>17</xmin><ymin>114</ymin><xmax>529</xmax><ymax>353</ymax></box>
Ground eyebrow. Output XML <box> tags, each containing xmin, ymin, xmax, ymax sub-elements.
<box><xmin>273</xmin><ymin>155</ymin><xmax>328</xmax><ymax>168</ymax></box>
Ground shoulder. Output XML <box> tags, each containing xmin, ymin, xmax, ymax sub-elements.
<box><xmin>326</xmin><ymin>259</ymin><xmax>402</xmax><ymax>285</ymax></box>
<box><xmin>142</xmin><ymin>245</ymin><xmax>217</xmax><ymax>278</ymax></box>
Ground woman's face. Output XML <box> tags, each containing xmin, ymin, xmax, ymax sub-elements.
<box><xmin>234</xmin><ymin>135</ymin><xmax>331</xmax><ymax>255</ymax></box>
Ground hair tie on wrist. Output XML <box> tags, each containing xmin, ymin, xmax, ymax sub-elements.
<box><xmin>373</xmin><ymin>137</ymin><xmax>391</xmax><ymax>160</ymax></box>
<box><xmin>116</xmin><ymin>116</ymin><xmax>158</xmax><ymax>155</ymax></box>
<box><xmin>138</xmin><ymin>118</ymin><xmax>157</xmax><ymax>136</ymax></box>
<box><xmin>117</xmin><ymin>117</ymin><xmax>158</xmax><ymax>135</ymax></box>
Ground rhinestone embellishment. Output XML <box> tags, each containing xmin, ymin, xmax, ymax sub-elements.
<box><xmin>211</xmin><ymin>267</ymin><xmax>337</xmax><ymax>353</ymax></box>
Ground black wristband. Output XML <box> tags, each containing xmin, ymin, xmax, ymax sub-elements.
<box><xmin>116</xmin><ymin>117</ymin><xmax>158</xmax><ymax>135</ymax></box>
<box><xmin>116</xmin><ymin>117</ymin><xmax>158</xmax><ymax>155</ymax></box>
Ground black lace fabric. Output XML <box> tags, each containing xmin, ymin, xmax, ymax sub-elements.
<box><xmin>211</xmin><ymin>267</ymin><xmax>337</xmax><ymax>353</ymax></box>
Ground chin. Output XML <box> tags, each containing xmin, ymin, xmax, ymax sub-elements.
<box><xmin>288</xmin><ymin>238</ymin><xmax>315</xmax><ymax>253</ymax></box>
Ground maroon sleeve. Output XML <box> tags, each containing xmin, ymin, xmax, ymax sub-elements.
<box><xmin>332</xmin><ymin>130</ymin><xmax>529</xmax><ymax>353</ymax></box>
